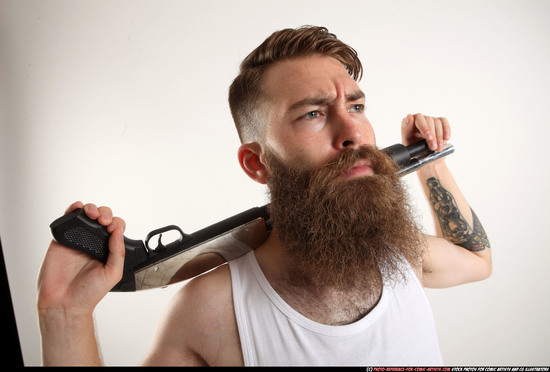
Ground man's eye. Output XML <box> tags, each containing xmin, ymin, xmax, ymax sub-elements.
<box><xmin>349</xmin><ymin>104</ymin><xmax>364</xmax><ymax>113</ymax></box>
<box><xmin>304</xmin><ymin>111</ymin><xmax>321</xmax><ymax>119</ymax></box>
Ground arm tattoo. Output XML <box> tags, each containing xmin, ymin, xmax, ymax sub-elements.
<box><xmin>426</xmin><ymin>177</ymin><xmax>490</xmax><ymax>251</ymax></box>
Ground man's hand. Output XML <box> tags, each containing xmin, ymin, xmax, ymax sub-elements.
<box><xmin>401</xmin><ymin>113</ymin><xmax>451</xmax><ymax>152</ymax></box>
<box><xmin>37</xmin><ymin>201</ymin><xmax>126</xmax><ymax>316</ymax></box>
<box><xmin>37</xmin><ymin>201</ymin><xmax>127</xmax><ymax>365</ymax></box>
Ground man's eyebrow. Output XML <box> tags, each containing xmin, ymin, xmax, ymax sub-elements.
<box><xmin>288</xmin><ymin>90</ymin><xmax>365</xmax><ymax>112</ymax></box>
<box><xmin>346</xmin><ymin>90</ymin><xmax>365</xmax><ymax>102</ymax></box>
<box><xmin>288</xmin><ymin>96</ymin><xmax>331</xmax><ymax>112</ymax></box>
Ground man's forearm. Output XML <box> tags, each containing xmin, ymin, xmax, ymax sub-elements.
<box><xmin>39</xmin><ymin>310</ymin><xmax>103</xmax><ymax>366</ymax></box>
<box><xmin>418</xmin><ymin>160</ymin><xmax>490</xmax><ymax>253</ymax></box>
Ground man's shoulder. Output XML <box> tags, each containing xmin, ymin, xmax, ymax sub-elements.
<box><xmin>174</xmin><ymin>263</ymin><xmax>234</xmax><ymax>318</ymax></box>
<box><xmin>152</xmin><ymin>263</ymin><xmax>242</xmax><ymax>365</ymax></box>
<box><xmin>141</xmin><ymin>263</ymin><xmax>243</xmax><ymax>365</ymax></box>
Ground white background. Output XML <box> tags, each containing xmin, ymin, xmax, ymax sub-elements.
<box><xmin>1</xmin><ymin>0</ymin><xmax>549</xmax><ymax>366</ymax></box>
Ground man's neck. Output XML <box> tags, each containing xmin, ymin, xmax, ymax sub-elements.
<box><xmin>253</xmin><ymin>232</ymin><xmax>382</xmax><ymax>326</ymax></box>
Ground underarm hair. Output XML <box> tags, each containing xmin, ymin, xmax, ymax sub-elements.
<box><xmin>426</xmin><ymin>177</ymin><xmax>490</xmax><ymax>252</ymax></box>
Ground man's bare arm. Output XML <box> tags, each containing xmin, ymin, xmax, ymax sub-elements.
<box><xmin>400</xmin><ymin>113</ymin><xmax>491</xmax><ymax>287</ymax></box>
<box><xmin>38</xmin><ymin>310</ymin><xmax>102</xmax><ymax>366</ymax></box>
<box><xmin>417</xmin><ymin>161</ymin><xmax>492</xmax><ymax>288</ymax></box>
<box><xmin>426</xmin><ymin>176</ymin><xmax>490</xmax><ymax>252</ymax></box>
<box><xmin>37</xmin><ymin>202</ymin><xmax>125</xmax><ymax>366</ymax></box>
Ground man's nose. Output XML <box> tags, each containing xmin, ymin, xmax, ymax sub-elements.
<box><xmin>332</xmin><ymin>110</ymin><xmax>364</xmax><ymax>150</ymax></box>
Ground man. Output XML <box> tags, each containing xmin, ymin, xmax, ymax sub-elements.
<box><xmin>37</xmin><ymin>26</ymin><xmax>491</xmax><ymax>366</ymax></box>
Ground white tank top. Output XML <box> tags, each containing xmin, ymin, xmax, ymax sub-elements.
<box><xmin>228</xmin><ymin>251</ymin><xmax>443</xmax><ymax>366</ymax></box>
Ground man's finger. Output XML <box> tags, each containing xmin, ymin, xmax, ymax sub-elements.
<box><xmin>434</xmin><ymin>118</ymin><xmax>444</xmax><ymax>150</ymax></box>
<box><xmin>83</xmin><ymin>203</ymin><xmax>100</xmax><ymax>220</ymax></box>
<box><xmin>97</xmin><ymin>206</ymin><xmax>114</xmax><ymax>226</ymax></box>
<box><xmin>105</xmin><ymin>226</ymin><xmax>125</xmax><ymax>284</ymax></box>
<box><xmin>441</xmin><ymin>117</ymin><xmax>451</xmax><ymax>141</ymax></box>
<box><xmin>64</xmin><ymin>201</ymin><xmax>84</xmax><ymax>214</ymax></box>
<box><xmin>413</xmin><ymin>114</ymin><xmax>437</xmax><ymax>150</ymax></box>
<box><xmin>107</xmin><ymin>216</ymin><xmax>126</xmax><ymax>234</ymax></box>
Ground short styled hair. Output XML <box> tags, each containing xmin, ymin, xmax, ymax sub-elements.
<box><xmin>228</xmin><ymin>26</ymin><xmax>363</xmax><ymax>143</ymax></box>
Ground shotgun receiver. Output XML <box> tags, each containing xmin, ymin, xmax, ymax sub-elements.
<box><xmin>50</xmin><ymin>140</ymin><xmax>454</xmax><ymax>291</ymax></box>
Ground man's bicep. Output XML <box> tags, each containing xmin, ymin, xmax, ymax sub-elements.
<box><xmin>140</xmin><ymin>343</ymin><xmax>206</xmax><ymax>366</ymax></box>
<box><xmin>138</xmin><ymin>285</ymin><xmax>208</xmax><ymax>366</ymax></box>
<box><xmin>421</xmin><ymin>235</ymin><xmax>492</xmax><ymax>288</ymax></box>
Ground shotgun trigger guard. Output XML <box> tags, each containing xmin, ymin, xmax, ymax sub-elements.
<box><xmin>145</xmin><ymin>225</ymin><xmax>187</xmax><ymax>253</ymax></box>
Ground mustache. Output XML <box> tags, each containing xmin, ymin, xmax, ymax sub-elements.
<box><xmin>308</xmin><ymin>145</ymin><xmax>398</xmax><ymax>186</ymax></box>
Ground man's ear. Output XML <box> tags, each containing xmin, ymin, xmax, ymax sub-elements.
<box><xmin>238</xmin><ymin>142</ymin><xmax>268</xmax><ymax>184</ymax></box>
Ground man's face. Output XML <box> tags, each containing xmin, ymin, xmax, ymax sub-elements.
<box><xmin>251</xmin><ymin>56</ymin><xmax>423</xmax><ymax>291</ymax></box>
<box><xmin>260</xmin><ymin>55</ymin><xmax>376</xmax><ymax>173</ymax></box>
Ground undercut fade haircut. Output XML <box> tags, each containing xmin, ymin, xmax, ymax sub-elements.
<box><xmin>228</xmin><ymin>26</ymin><xmax>363</xmax><ymax>143</ymax></box>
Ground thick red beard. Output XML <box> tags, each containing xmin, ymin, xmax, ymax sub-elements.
<box><xmin>264</xmin><ymin>145</ymin><xmax>425</xmax><ymax>292</ymax></box>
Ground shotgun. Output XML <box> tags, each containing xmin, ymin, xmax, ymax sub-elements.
<box><xmin>50</xmin><ymin>140</ymin><xmax>454</xmax><ymax>291</ymax></box>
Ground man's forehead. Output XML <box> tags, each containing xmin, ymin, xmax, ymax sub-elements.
<box><xmin>261</xmin><ymin>55</ymin><xmax>362</xmax><ymax>106</ymax></box>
